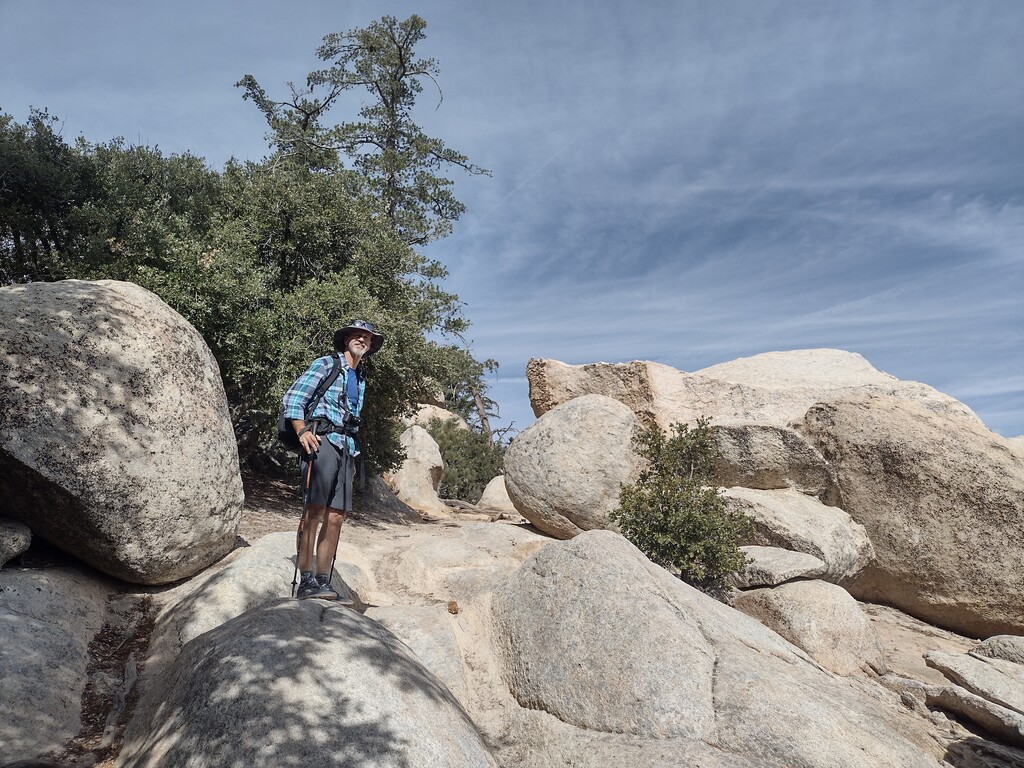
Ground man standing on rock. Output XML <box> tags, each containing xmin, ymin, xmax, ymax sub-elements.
<box><xmin>281</xmin><ymin>320</ymin><xmax>385</xmax><ymax>600</ymax></box>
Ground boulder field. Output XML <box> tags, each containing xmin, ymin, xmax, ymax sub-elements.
<box><xmin>3</xmin><ymin>284</ymin><xmax>1024</xmax><ymax>766</ymax></box>
<box><xmin>526</xmin><ymin>350</ymin><xmax>981</xmax><ymax>428</ymax></box>
<box><xmin>7</xmin><ymin>516</ymin><xmax>1024</xmax><ymax>767</ymax></box>
<box><xmin>506</xmin><ymin>352</ymin><xmax>1024</xmax><ymax>638</ymax></box>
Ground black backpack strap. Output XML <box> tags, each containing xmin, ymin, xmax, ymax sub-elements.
<box><xmin>303</xmin><ymin>355</ymin><xmax>343</xmax><ymax>421</ymax></box>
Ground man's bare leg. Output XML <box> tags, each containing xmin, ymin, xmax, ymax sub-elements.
<box><xmin>316</xmin><ymin>508</ymin><xmax>347</xmax><ymax>574</ymax></box>
<box><xmin>298</xmin><ymin>503</ymin><xmax>326</xmax><ymax>574</ymax></box>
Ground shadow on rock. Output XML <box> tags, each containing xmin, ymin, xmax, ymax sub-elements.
<box><xmin>119</xmin><ymin>599</ymin><xmax>496</xmax><ymax>768</ymax></box>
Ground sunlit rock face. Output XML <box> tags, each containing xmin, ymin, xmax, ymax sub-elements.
<box><xmin>384</xmin><ymin>425</ymin><xmax>451</xmax><ymax>517</ymax></box>
<box><xmin>798</xmin><ymin>394</ymin><xmax>1024</xmax><ymax>637</ymax></box>
<box><xmin>503</xmin><ymin>394</ymin><xmax>642</xmax><ymax>538</ymax></box>
<box><xmin>491</xmin><ymin>530</ymin><xmax>941</xmax><ymax>767</ymax></box>
<box><xmin>526</xmin><ymin>349</ymin><xmax>981</xmax><ymax>429</ymax></box>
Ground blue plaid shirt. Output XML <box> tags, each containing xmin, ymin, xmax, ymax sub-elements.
<box><xmin>281</xmin><ymin>353</ymin><xmax>365</xmax><ymax>455</ymax></box>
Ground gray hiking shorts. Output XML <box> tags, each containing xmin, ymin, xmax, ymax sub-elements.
<box><xmin>299</xmin><ymin>438</ymin><xmax>355</xmax><ymax>512</ymax></box>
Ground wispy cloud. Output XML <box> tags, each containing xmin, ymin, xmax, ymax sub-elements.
<box><xmin>2</xmin><ymin>0</ymin><xmax>1022</xmax><ymax>435</ymax></box>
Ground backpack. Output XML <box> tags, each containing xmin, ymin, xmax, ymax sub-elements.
<box><xmin>277</xmin><ymin>355</ymin><xmax>343</xmax><ymax>452</ymax></box>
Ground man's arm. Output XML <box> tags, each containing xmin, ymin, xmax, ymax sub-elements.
<box><xmin>282</xmin><ymin>357</ymin><xmax>329</xmax><ymax>455</ymax></box>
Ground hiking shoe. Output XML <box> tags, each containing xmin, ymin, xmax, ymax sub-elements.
<box><xmin>317</xmin><ymin>574</ymin><xmax>354</xmax><ymax>606</ymax></box>
<box><xmin>296</xmin><ymin>574</ymin><xmax>336</xmax><ymax>600</ymax></box>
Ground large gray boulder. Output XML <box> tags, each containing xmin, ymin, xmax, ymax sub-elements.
<box><xmin>118</xmin><ymin>600</ymin><xmax>498</xmax><ymax>768</ymax></box>
<box><xmin>798</xmin><ymin>394</ymin><xmax>1024</xmax><ymax>636</ymax></box>
<box><xmin>0</xmin><ymin>280</ymin><xmax>243</xmax><ymax>584</ymax></box>
<box><xmin>527</xmin><ymin>350</ymin><xmax>981</xmax><ymax>429</ymax></box>
<box><xmin>504</xmin><ymin>394</ymin><xmax>641</xmax><ymax>538</ymax></box>
<box><xmin>491</xmin><ymin>530</ymin><xmax>941</xmax><ymax>767</ymax></box>
<box><xmin>0</xmin><ymin>567</ymin><xmax>111</xmax><ymax>763</ymax></box>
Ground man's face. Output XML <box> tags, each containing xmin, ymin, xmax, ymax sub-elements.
<box><xmin>345</xmin><ymin>330</ymin><xmax>373</xmax><ymax>357</ymax></box>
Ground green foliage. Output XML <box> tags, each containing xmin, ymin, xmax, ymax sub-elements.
<box><xmin>0</xmin><ymin>16</ymin><xmax>494</xmax><ymax>474</ymax></box>
<box><xmin>0</xmin><ymin>116</ymin><xmax>486</xmax><ymax>472</ymax></box>
<box><xmin>425</xmin><ymin>417</ymin><xmax>505</xmax><ymax>503</ymax></box>
<box><xmin>238</xmin><ymin>14</ymin><xmax>489</xmax><ymax>245</ymax></box>
<box><xmin>0</xmin><ymin>109</ymin><xmax>97</xmax><ymax>283</ymax></box>
<box><xmin>610</xmin><ymin>419</ymin><xmax>751</xmax><ymax>592</ymax></box>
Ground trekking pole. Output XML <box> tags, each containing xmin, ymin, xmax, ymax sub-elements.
<box><xmin>291</xmin><ymin>457</ymin><xmax>314</xmax><ymax>597</ymax></box>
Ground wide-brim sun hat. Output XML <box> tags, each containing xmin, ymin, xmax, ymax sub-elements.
<box><xmin>334</xmin><ymin>320</ymin><xmax>385</xmax><ymax>355</ymax></box>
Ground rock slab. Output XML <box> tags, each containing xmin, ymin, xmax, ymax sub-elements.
<box><xmin>732</xmin><ymin>545</ymin><xmax>827</xmax><ymax>588</ymax></box>
<box><xmin>491</xmin><ymin>530</ymin><xmax>940</xmax><ymax>767</ymax></box>
<box><xmin>0</xmin><ymin>568</ymin><xmax>111</xmax><ymax>763</ymax></box>
<box><xmin>925</xmin><ymin>685</ymin><xmax>1024</xmax><ymax>748</ymax></box>
<box><xmin>925</xmin><ymin>651</ymin><xmax>1024</xmax><ymax>716</ymax></box>
<box><xmin>119</xmin><ymin>599</ymin><xmax>498</xmax><ymax>768</ymax></box>
<box><xmin>798</xmin><ymin>394</ymin><xmax>1024</xmax><ymax>636</ymax></box>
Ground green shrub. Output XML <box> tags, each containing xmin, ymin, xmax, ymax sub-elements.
<box><xmin>425</xmin><ymin>417</ymin><xmax>504</xmax><ymax>504</ymax></box>
<box><xmin>610</xmin><ymin>418</ymin><xmax>751</xmax><ymax>592</ymax></box>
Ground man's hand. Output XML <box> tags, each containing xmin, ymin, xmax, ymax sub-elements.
<box><xmin>292</xmin><ymin>419</ymin><xmax>321</xmax><ymax>455</ymax></box>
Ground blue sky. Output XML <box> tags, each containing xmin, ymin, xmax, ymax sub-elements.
<box><xmin>2</xmin><ymin>1</ymin><xmax>1022</xmax><ymax>436</ymax></box>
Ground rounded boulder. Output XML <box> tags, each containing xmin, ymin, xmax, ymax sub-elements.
<box><xmin>119</xmin><ymin>600</ymin><xmax>498</xmax><ymax>768</ymax></box>
<box><xmin>504</xmin><ymin>395</ymin><xmax>641</xmax><ymax>538</ymax></box>
<box><xmin>0</xmin><ymin>280</ymin><xmax>243</xmax><ymax>584</ymax></box>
